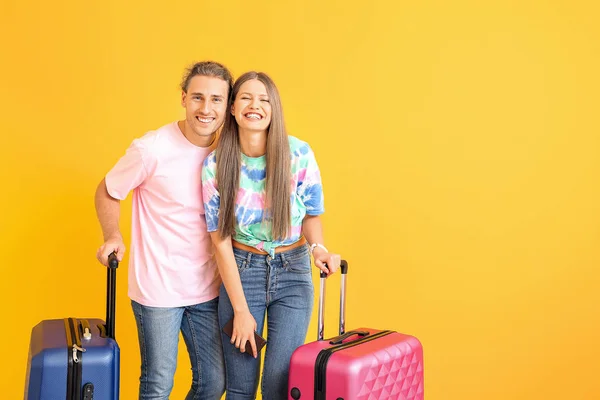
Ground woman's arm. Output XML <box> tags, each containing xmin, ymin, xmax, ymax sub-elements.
<box><xmin>302</xmin><ymin>215</ymin><xmax>341</xmax><ymax>275</ymax></box>
<box><xmin>210</xmin><ymin>232</ymin><xmax>259</xmax><ymax>358</ymax></box>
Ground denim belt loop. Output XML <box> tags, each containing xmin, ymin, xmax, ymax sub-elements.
<box><xmin>245</xmin><ymin>251</ymin><xmax>253</xmax><ymax>264</ymax></box>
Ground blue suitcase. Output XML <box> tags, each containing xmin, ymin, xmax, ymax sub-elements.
<box><xmin>25</xmin><ymin>254</ymin><xmax>121</xmax><ymax>400</ymax></box>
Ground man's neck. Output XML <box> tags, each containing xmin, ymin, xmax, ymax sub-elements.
<box><xmin>178</xmin><ymin>120</ymin><xmax>215</xmax><ymax>147</ymax></box>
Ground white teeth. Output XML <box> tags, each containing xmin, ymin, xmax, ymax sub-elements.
<box><xmin>246</xmin><ymin>113</ymin><xmax>261</xmax><ymax>120</ymax></box>
<box><xmin>197</xmin><ymin>117</ymin><xmax>213</xmax><ymax>123</ymax></box>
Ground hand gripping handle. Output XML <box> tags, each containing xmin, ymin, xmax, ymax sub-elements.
<box><xmin>105</xmin><ymin>252</ymin><xmax>119</xmax><ymax>340</ymax></box>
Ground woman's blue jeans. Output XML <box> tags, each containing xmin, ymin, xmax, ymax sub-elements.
<box><xmin>219</xmin><ymin>244</ymin><xmax>314</xmax><ymax>399</ymax></box>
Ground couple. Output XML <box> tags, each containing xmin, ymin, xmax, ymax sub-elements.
<box><xmin>94</xmin><ymin>61</ymin><xmax>341</xmax><ymax>399</ymax></box>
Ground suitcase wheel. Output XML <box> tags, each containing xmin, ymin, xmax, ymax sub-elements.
<box><xmin>290</xmin><ymin>387</ymin><xmax>301</xmax><ymax>399</ymax></box>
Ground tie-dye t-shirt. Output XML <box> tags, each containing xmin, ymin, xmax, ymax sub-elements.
<box><xmin>202</xmin><ymin>136</ymin><xmax>324</xmax><ymax>257</ymax></box>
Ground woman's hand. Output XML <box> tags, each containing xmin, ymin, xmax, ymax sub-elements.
<box><xmin>312</xmin><ymin>247</ymin><xmax>341</xmax><ymax>276</ymax></box>
<box><xmin>231</xmin><ymin>309</ymin><xmax>259</xmax><ymax>358</ymax></box>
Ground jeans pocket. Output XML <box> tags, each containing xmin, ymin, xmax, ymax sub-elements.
<box><xmin>234</xmin><ymin>255</ymin><xmax>249</xmax><ymax>273</ymax></box>
<box><xmin>284</xmin><ymin>256</ymin><xmax>311</xmax><ymax>274</ymax></box>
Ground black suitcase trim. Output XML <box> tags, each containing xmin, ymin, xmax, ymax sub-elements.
<box><xmin>314</xmin><ymin>330</ymin><xmax>394</xmax><ymax>400</ymax></box>
<box><xmin>64</xmin><ymin>318</ymin><xmax>83</xmax><ymax>400</ymax></box>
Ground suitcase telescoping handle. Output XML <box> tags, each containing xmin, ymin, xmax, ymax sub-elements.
<box><xmin>317</xmin><ymin>260</ymin><xmax>349</xmax><ymax>341</ymax></box>
<box><xmin>106</xmin><ymin>251</ymin><xmax>119</xmax><ymax>340</ymax></box>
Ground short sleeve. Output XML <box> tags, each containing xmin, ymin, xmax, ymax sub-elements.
<box><xmin>296</xmin><ymin>144</ymin><xmax>325</xmax><ymax>215</ymax></box>
<box><xmin>105</xmin><ymin>139</ymin><xmax>150</xmax><ymax>200</ymax></box>
<box><xmin>201</xmin><ymin>152</ymin><xmax>220</xmax><ymax>232</ymax></box>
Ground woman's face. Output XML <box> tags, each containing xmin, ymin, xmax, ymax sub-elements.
<box><xmin>231</xmin><ymin>79</ymin><xmax>272</xmax><ymax>133</ymax></box>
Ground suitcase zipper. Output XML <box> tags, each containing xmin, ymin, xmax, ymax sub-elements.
<box><xmin>64</xmin><ymin>318</ymin><xmax>75</xmax><ymax>400</ymax></box>
<box><xmin>72</xmin><ymin>318</ymin><xmax>84</xmax><ymax>400</ymax></box>
<box><xmin>64</xmin><ymin>318</ymin><xmax>84</xmax><ymax>400</ymax></box>
<box><xmin>314</xmin><ymin>330</ymin><xmax>393</xmax><ymax>400</ymax></box>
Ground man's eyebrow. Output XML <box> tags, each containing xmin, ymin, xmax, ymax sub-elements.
<box><xmin>189</xmin><ymin>92</ymin><xmax>225</xmax><ymax>98</ymax></box>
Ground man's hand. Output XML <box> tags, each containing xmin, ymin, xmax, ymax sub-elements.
<box><xmin>96</xmin><ymin>234</ymin><xmax>126</xmax><ymax>266</ymax></box>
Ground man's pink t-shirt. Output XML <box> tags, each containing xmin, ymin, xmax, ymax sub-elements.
<box><xmin>105</xmin><ymin>122</ymin><xmax>220</xmax><ymax>307</ymax></box>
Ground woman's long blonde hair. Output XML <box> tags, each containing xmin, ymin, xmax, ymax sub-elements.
<box><xmin>215</xmin><ymin>72</ymin><xmax>291</xmax><ymax>240</ymax></box>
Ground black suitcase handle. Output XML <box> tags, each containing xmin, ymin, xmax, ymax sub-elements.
<box><xmin>329</xmin><ymin>330</ymin><xmax>370</xmax><ymax>345</ymax></box>
<box><xmin>317</xmin><ymin>260</ymin><xmax>348</xmax><ymax>341</ymax></box>
<box><xmin>106</xmin><ymin>252</ymin><xmax>119</xmax><ymax>340</ymax></box>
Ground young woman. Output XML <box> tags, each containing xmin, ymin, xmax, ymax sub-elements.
<box><xmin>202</xmin><ymin>71</ymin><xmax>341</xmax><ymax>399</ymax></box>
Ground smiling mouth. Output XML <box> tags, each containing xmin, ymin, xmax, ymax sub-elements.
<box><xmin>196</xmin><ymin>116</ymin><xmax>215</xmax><ymax>123</ymax></box>
<box><xmin>244</xmin><ymin>113</ymin><xmax>263</xmax><ymax>120</ymax></box>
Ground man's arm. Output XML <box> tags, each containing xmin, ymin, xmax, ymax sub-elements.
<box><xmin>95</xmin><ymin>178</ymin><xmax>126</xmax><ymax>266</ymax></box>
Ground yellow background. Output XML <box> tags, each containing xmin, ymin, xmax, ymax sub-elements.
<box><xmin>1</xmin><ymin>0</ymin><xmax>599</xmax><ymax>399</ymax></box>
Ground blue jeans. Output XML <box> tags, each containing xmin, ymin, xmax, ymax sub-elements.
<box><xmin>219</xmin><ymin>244</ymin><xmax>314</xmax><ymax>399</ymax></box>
<box><xmin>131</xmin><ymin>297</ymin><xmax>225</xmax><ymax>400</ymax></box>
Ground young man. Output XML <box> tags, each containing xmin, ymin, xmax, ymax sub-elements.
<box><xmin>94</xmin><ymin>61</ymin><xmax>233</xmax><ymax>400</ymax></box>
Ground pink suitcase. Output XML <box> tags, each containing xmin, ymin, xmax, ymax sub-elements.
<box><xmin>288</xmin><ymin>261</ymin><xmax>424</xmax><ymax>400</ymax></box>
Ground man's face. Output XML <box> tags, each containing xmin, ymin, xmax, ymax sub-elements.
<box><xmin>181</xmin><ymin>75</ymin><xmax>229</xmax><ymax>139</ymax></box>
